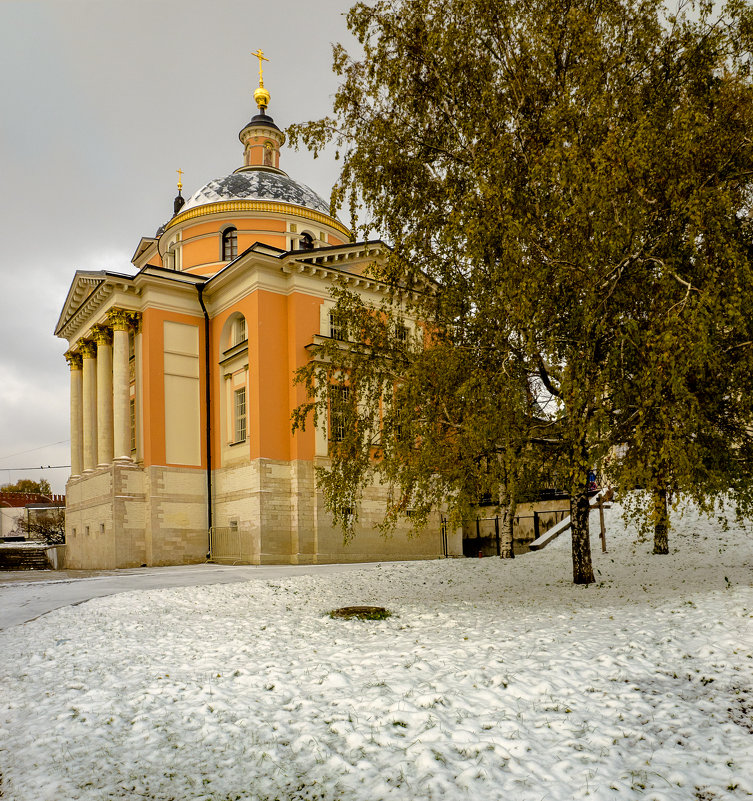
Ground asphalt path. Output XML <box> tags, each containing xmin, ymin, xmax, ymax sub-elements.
<box><xmin>0</xmin><ymin>562</ymin><xmax>383</xmax><ymax>630</ymax></box>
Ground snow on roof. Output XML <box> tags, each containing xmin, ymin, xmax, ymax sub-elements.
<box><xmin>182</xmin><ymin>169</ymin><xmax>331</xmax><ymax>215</ymax></box>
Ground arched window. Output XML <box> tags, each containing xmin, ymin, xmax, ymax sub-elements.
<box><xmin>220</xmin><ymin>313</ymin><xmax>249</xmax><ymax>458</ymax></box>
<box><xmin>299</xmin><ymin>231</ymin><xmax>314</xmax><ymax>251</ymax></box>
<box><xmin>233</xmin><ymin>316</ymin><xmax>246</xmax><ymax>346</ymax></box>
<box><xmin>165</xmin><ymin>236</ymin><xmax>180</xmax><ymax>270</ymax></box>
<box><xmin>222</xmin><ymin>227</ymin><xmax>238</xmax><ymax>261</ymax></box>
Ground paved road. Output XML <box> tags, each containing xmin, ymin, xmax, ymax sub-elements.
<box><xmin>0</xmin><ymin>562</ymin><xmax>382</xmax><ymax>630</ymax></box>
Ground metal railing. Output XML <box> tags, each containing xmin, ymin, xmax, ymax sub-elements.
<box><xmin>447</xmin><ymin>508</ymin><xmax>571</xmax><ymax>557</ymax></box>
<box><xmin>208</xmin><ymin>526</ymin><xmax>255</xmax><ymax>564</ymax></box>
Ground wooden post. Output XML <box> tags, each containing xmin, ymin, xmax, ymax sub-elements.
<box><xmin>494</xmin><ymin>516</ymin><xmax>500</xmax><ymax>556</ymax></box>
<box><xmin>599</xmin><ymin>495</ymin><xmax>607</xmax><ymax>553</ymax></box>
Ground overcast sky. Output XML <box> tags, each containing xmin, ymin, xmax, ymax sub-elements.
<box><xmin>0</xmin><ymin>0</ymin><xmax>355</xmax><ymax>493</ymax></box>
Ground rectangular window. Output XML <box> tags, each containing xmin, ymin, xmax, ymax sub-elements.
<box><xmin>235</xmin><ymin>317</ymin><xmax>246</xmax><ymax>345</ymax></box>
<box><xmin>130</xmin><ymin>398</ymin><xmax>136</xmax><ymax>452</ymax></box>
<box><xmin>396</xmin><ymin>323</ymin><xmax>408</xmax><ymax>343</ymax></box>
<box><xmin>234</xmin><ymin>387</ymin><xmax>247</xmax><ymax>443</ymax></box>
<box><xmin>329</xmin><ymin>310</ymin><xmax>345</xmax><ymax>341</ymax></box>
<box><xmin>329</xmin><ymin>385</ymin><xmax>350</xmax><ymax>443</ymax></box>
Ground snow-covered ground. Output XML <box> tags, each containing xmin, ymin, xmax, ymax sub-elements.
<box><xmin>0</xmin><ymin>562</ymin><xmax>382</xmax><ymax>630</ymax></box>
<box><xmin>1</xmin><ymin>500</ymin><xmax>751</xmax><ymax>801</ymax></box>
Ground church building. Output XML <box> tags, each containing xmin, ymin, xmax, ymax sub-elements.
<box><xmin>54</xmin><ymin>57</ymin><xmax>453</xmax><ymax>569</ymax></box>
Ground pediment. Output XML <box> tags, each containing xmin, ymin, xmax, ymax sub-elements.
<box><xmin>54</xmin><ymin>270</ymin><xmax>132</xmax><ymax>340</ymax></box>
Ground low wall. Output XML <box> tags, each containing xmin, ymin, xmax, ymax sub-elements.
<box><xmin>44</xmin><ymin>545</ymin><xmax>66</xmax><ymax>569</ymax></box>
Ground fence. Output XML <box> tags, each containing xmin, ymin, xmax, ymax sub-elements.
<box><xmin>450</xmin><ymin>509</ymin><xmax>570</xmax><ymax>557</ymax></box>
<box><xmin>208</xmin><ymin>526</ymin><xmax>256</xmax><ymax>564</ymax></box>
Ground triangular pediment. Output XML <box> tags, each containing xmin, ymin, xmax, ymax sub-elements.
<box><xmin>131</xmin><ymin>237</ymin><xmax>159</xmax><ymax>267</ymax></box>
<box><xmin>54</xmin><ymin>270</ymin><xmax>135</xmax><ymax>339</ymax></box>
<box><xmin>54</xmin><ymin>272</ymin><xmax>105</xmax><ymax>335</ymax></box>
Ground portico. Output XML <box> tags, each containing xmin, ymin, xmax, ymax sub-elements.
<box><xmin>65</xmin><ymin>309</ymin><xmax>141</xmax><ymax>478</ymax></box>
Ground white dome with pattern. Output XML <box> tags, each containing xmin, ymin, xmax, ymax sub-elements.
<box><xmin>182</xmin><ymin>170</ymin><xmax>331</xmax><ymax>215</ymax></box>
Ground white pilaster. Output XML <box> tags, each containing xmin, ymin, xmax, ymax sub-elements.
<box><xmin>135</xmin><ymin>321</ymin><xmax>144</xmax><ymax>463</ymax></box>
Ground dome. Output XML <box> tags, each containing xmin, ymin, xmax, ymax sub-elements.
<box><xmin>181</xmin><ymin>170</ymin><xmax>331</xmax><ymax>216</ymax></box>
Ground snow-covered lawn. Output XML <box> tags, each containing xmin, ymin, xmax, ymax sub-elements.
<box><xmin>1</xmin><ymin>501</ymin><xmax>752</xmax><ymax>801</ymax></box>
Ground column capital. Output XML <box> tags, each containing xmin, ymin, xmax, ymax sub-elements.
<box><xmin>79</xmin><ymin>340</ymin><xmax>97</xmax><ymax>359</ymax></box>
<box><xmin>65</xmin><ymin>351</ymin><xmax>83</xmax><ymax>370</ymax></box>
<box><xmin>91</xmin><ymin>325</ymin><xmax>113</xmax><ymax>346</ymax></box>
<box><xmin>127</xmin><ymin>311</ymin><xmax>142</xmax><ymax>334</ymax></box>
<box><xmin>107</xmin><ymin>307</ymin><xmax>131</xmax><ymax>332</ymax></box>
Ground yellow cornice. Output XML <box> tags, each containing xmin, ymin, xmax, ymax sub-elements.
<box><xmin>164</xmin><ymin>199</ymin><xmax>350</xmax><ymax>238</ymax></box>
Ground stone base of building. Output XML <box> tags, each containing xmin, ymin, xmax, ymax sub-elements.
<box><xmin>65</xmin><ymin>458</ymin><xmax>461</xmax><ymax>569</ymax></box>
<box><xmin>65</xmin><ymin>462</ymin><xmax>209</xmax><ymax>569</ymax></box>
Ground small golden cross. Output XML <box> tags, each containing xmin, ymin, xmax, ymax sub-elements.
<box><xmin>251</xmin><ymin>48</ymin><xmax>269</xmax><ymax>85</ymax></box>
<box><xmin>176</xmin><ymin>168</ymin><xmax>183</xmax><ymax>191</ymax></box>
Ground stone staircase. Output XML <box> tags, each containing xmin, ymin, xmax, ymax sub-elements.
<box><xmin>0</xmin><ymin>545</ymin><xmax>53</xmax><ymax>570</ymax></box>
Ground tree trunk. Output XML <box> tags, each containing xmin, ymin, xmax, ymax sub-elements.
<box><xmin>652</xmin><ymin>486</ymin><xmax>669</xmax><ymax>555</ymax></box>
<box><xmin>570</xmin><ymin>489</ymin><xmax>595</xmax><ymax>584</ymax></box>
<box><xmin>505</xmin><ymin>496</ymin><xmax>515</xmax><ymax>559</ymax></box>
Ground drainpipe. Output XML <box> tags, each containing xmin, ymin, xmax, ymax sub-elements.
<box><xmin>196</xmin><ymin>283</ymin><xmax>213</xmax><ymax>552</ymax></box>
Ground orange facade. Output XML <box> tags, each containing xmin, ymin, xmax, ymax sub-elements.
<box><xmin>56</xmin><ymin>85</ymin><xmax>450</xmax><ymax>568</ymax></box>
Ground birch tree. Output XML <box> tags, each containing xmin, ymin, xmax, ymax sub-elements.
<box><xmin>291</xmin><ymin>0</ymin><xmax>753</xmax><ymax>583</ymax></box>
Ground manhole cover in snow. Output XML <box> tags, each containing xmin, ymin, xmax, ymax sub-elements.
<box><xmin>329</xmin><ymin>606</ymin><xmax>391</xmax><ymax>620</ymax></box>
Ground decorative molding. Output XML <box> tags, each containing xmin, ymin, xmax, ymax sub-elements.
<box><xmin>79</xmin><ymin>340</ymin><xmax>97</xmax><ymax>359</ymax></box>
<box><xmin>107</xmin><ymin>308</ymin><xmax>131</xmax><ymax>331</ymax></box>
<box><xmin>58</xmin><ymin>282</ymin><xmax>114</xmax><ymax>340</ymax></box>
<box><xmin>281</xmin><ymin>260</ymin><xmax>391</xmax><ymax>295</ymax></box>
<box><xmin>65</xmin><ymin>351</ymin><xmax>83</xmax><ymax>370</ymax></box>
<box><xmin>164</xmin><ymin>199</ymin><xmax>350</xmax><ymax>238</ymax></box>
<box><xmin>91</xmin><ymin>325</ymin><xmax>113</xmax><ymax>346</ymax></box>
<box><xmin>127</xmin><ymin>311</ymin><xmax>142</xmax><ymax>333</ymax></box>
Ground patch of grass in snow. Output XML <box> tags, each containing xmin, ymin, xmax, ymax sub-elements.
<box><xmin>328</xmin><ymin>605</ymin><xmax>391</xmax><ymax>620</ymax></box>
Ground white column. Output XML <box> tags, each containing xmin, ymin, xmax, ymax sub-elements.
<box><xmin>80</xmin><ymin>340</ymin><xmax>98</xmax><ymax>471</ymax></box>
<box><xmin>109</xmin><ymin>310</ymin><xmax>132</xmax><ymax>461</ymax></box>
<box><xmin>94</xmin><ymin>327</ymin><xmax>114</xmax><ymax>466</ymax></box>
<box><xmin>66</xmin><ymin>352</ymin><xmax>83</xmax><ymax>477</ymax></box>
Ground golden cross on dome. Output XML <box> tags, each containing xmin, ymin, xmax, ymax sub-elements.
<box><xmin>176</xmin><ymin>168</ymin><xmax>183</xmax><ymax>191</ymax></box>
<box><xmin>251</xmin><ymin>48</ymin><xmax>269</xmax><ymax>86</ymax></box>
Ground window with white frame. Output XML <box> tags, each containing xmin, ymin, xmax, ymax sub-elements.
<box><xmin>234</xmin><ymin>386</ymin><xmax>247</xmax><ymax>443</ymax></box>
<box><xmin>329</xmin><ymin>385</ymin><xmax>350</xmax><ymax>443</ymax></box>
<box><xmin>329</xmin><ymin>310</ymin><xmax>345</xmax><ymax>341</ymax></box>
<box><xmin>165</xmin><ymin>236</ymin><xmax>180</xmax><ymax>270</ymax></box>
<box><xmin>222</xmin><ymin>227</ymin><xmax>238</xmax><ymax>261</ymax></box>
<box><xmin>234</xmin><ymin>316</ymin><xmax>246</xmax><ymax>345</ymax></box>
